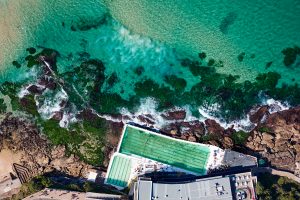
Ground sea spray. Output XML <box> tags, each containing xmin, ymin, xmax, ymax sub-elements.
<box><xmin>263</xmin><ymin>98</ymin><xmax>290</xmax><ymax>113</ymax></box>
<box><xmin>37</xmin><ymin>89</ymin><xmax>68</xmax><ymax>120</ymax></box>
<box><xmin>59</xmin><ymin>106</ymin><xmax>78</xmax><ymax>128</ymax></box>
<box><xmin>119</xmin><ymin>97</ymin><xmax>166</xmax><ymax>128</ymax></box>
<box><xmin>198</xmin><ymin>97</ymin><xmax>291</xmax><ymax>132</ymax></box>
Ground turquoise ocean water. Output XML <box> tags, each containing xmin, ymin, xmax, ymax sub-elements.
<box><xmin>0</xmin><ymin>0</ymin><xmax>300</xmax><ymax>97</ymax></box>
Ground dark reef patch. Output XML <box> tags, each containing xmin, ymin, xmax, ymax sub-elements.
<box><xmin>134</xmin><ymin>66</ymin><xmax>145</xmax><ymax>76</ymax></box>
<box><xmin>12</xmin><ymin>60</ymin><xmax>21</xmax><ymax>68</ymax></box>
<box><xmin>219</xmin><ymin>12</ymin><xmax>238</xmax><ymax>34</ymax></box>
<box><xmin>198</xmin><ymin>52</ymin><xmax>206</xmax><ymax>60</ymax></box>
<box><xmin>207</xmin><ymin>59</ymin><xmax>215</xmax><ymax>66</ymax></box>
<box><xmin>164</xmin><ymin>75</ymin><xmax>187</xmax><ymax>92</ymax></box>
<box><xmin>265</xmin><ymin>61</ymin><xmax>273</xmax><ymax>69</ymax></box>
<box><xmin>281</xmin><ymin>46</ymin><xmax>300</xmax><ymax>67</ymax></box>
<box><xmin>26</xmin><ymin>47</ymin><xmax>36</xmax><ymax>54</ymax></box>
<box><xmin>106</xmin><ymin>72</ymin><xmax>119</xmax><ymax>88</ymax></box>
<box><xmin>70</xmin><ymin>14</ymin><xmax>108</xmax><ymax>32</ymax></box>
<box><xmin>4</xmin><ymin>48</ymin><xmax>300</xmax><ymax>122</ymax></box>
<box><xmin>238</xmin><ymin>52</ymin><xmax>245</xmax><ymax>62</ymax></box>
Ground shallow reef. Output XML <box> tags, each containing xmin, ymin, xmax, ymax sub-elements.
<box><xmin>4</xmin><ymin>47</ymin><xmax>300</xmax><ymax>120</ymax></box>
<box><xmin>1</xmin><ymin>46</ymin><xmax>300</xmax><ymax>166</ymax></box>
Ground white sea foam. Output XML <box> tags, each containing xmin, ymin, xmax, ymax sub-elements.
<box><xmin>198</xmin><ymin>105</ymin><xmax>256</xmax><ymax>132</ymax></box>
<box><xmin>59</xmin><ymin>110</ymin><xmax>78</xmax><ymax>128</ymax></box>
<box><xmin>263</xmin><ymin>98</ymin><xmax>290</xmax><ymax>113</ymax></box>
<box><xmin>18</xmin><ymin>86</ymin><xmax>31</xmax><ymax>98</ymax></box>
<box><xmin>37</xmin><ymin>89</ymin><xmax>68</xmax><ymax>120</ymax></box>
<box><xmin>119</xmin><ymin>97</ymin><xmax>167</xmax><ymax>129</ymax></box>
<box><xmin>198</xmin><ymin>97</ymin><xmax>291</xmax><ymax>132</ymax></box>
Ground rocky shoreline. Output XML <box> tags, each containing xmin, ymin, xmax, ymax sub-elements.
<box><xmin>246</xmin><ymin>107</ymin><xmax>300</xmax><ymax>175</ymax></box>
<box><xmin>1</xmin><ymin>104</ymin><xmax>300</xmax><ymax>178</ymax></box>
<box><xmin>0</xmin><ymin>114</ymin><xmax>91</xmax><ymax>178</ymax></box>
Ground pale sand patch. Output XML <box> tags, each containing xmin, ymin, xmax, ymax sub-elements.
<box><xmin>0</xmin><ymin>0</ymin><xmax>43</xmax><ymax>72</ymax></box>
<box><xmin>0</xmin><ymin>0</ymin><xmax>24</xmax><ymax>70</ymax></box>
<box><xmin>0</xmin><ymin>149</ymin><xmax>22</xmax><ymax>177</ymax></box>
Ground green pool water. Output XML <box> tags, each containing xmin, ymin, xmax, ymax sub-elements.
<box><xmin>119</xmin><ymin>125</ymin><xmax>210</xmax><ymax>174</ymax></box>
<box><xmin>106</xmin><ymin>153</ymin><xmax>132</xmax><ymax>188</ymax></box>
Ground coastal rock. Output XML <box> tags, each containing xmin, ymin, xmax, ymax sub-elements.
<box><xmin>249</xmin><ymin>105</ymin><xmax>270</xmax><ymax>123</ymax></box>
<box><xmin>246</xmin><ymin>107</ymin><xmax>300</xmax><ymax>173</ymax></box>
<box><xmin>76</xmin><ymin>109</ymin><xmax>98</xmax><ymax>121</ymax></box>
<box><xmin>137</xmin><ymin>115</ymin><xmax>155</xmax><ymax>125</ymax></box>
<box><xmin>161</xmin><ymin>120</ymin><xmax>205</xmax><ymax>140</ymax></box>
<box><xmin>0</xmin><ymin>115</ymin><xmax>91</xmax><ymax>178</ymax></box>
<box><xmin>205</xmin><ymin>119</ymin><xmax>225</xmax><ymax>135</ymax></box>
<box><xmin>46</xmin><ymin>80</ymin><xmax>57</xmax><ymax>90</ymax></box>
<box><xmin>161</xmin><ymin>110</ymin><xmax>186</xmax><ymax>120</ymax></box>
<box><xmin>207</xmin><ymin>140</ymin><xmax>221</xmax><ymax>147</ymax></box>
<box><xmin>182</xmin><ymin>120</ymin><xmax>206</xmax><ymax>137</ymax></box>
<box><xmin>187</xmin><ymin>135</ymin><xmax>197</xmax><ymax>142</ymax></box>
<box><xmin>161</xmin><ymin>124</ymin><xmax>180</xmax><ymax>136</ymax></box>
<box><xmin>51</xmin><ymin>145</ymin><xmax>66</xmax><ymax>159</ymax></box>
<box><xmin>27</xmin><ymin>85</ymin><xmax>45</xmax><ymax>95</ymax></box>
<box><xmin>38</xmin><ymin>76</ymin><xmax>57</xmax><ymax>90</ymax></box>
<box><xmin>36</xmin><ymin>154</ymin><xmax>50</xmax><ymax>166</ymax></box>
<box><xmin>223</xmin><ymin>136</ymin><xmax>234</xmax><ymax>149</ymax></box>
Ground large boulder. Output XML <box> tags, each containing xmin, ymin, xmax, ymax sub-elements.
<box><xmin>27</xmin><ymin>84</ymin><xmax>45</xmax><ymax>95</ymax></box>
<box><xmin>249</xmin><ymin>105</ymin><xmax>270</xmax><ymax>123</ymax></box>
<box><xmin>205</xmin><ymin>119</ymin><xmax>225</xmax><ymax>135</ymax></box>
